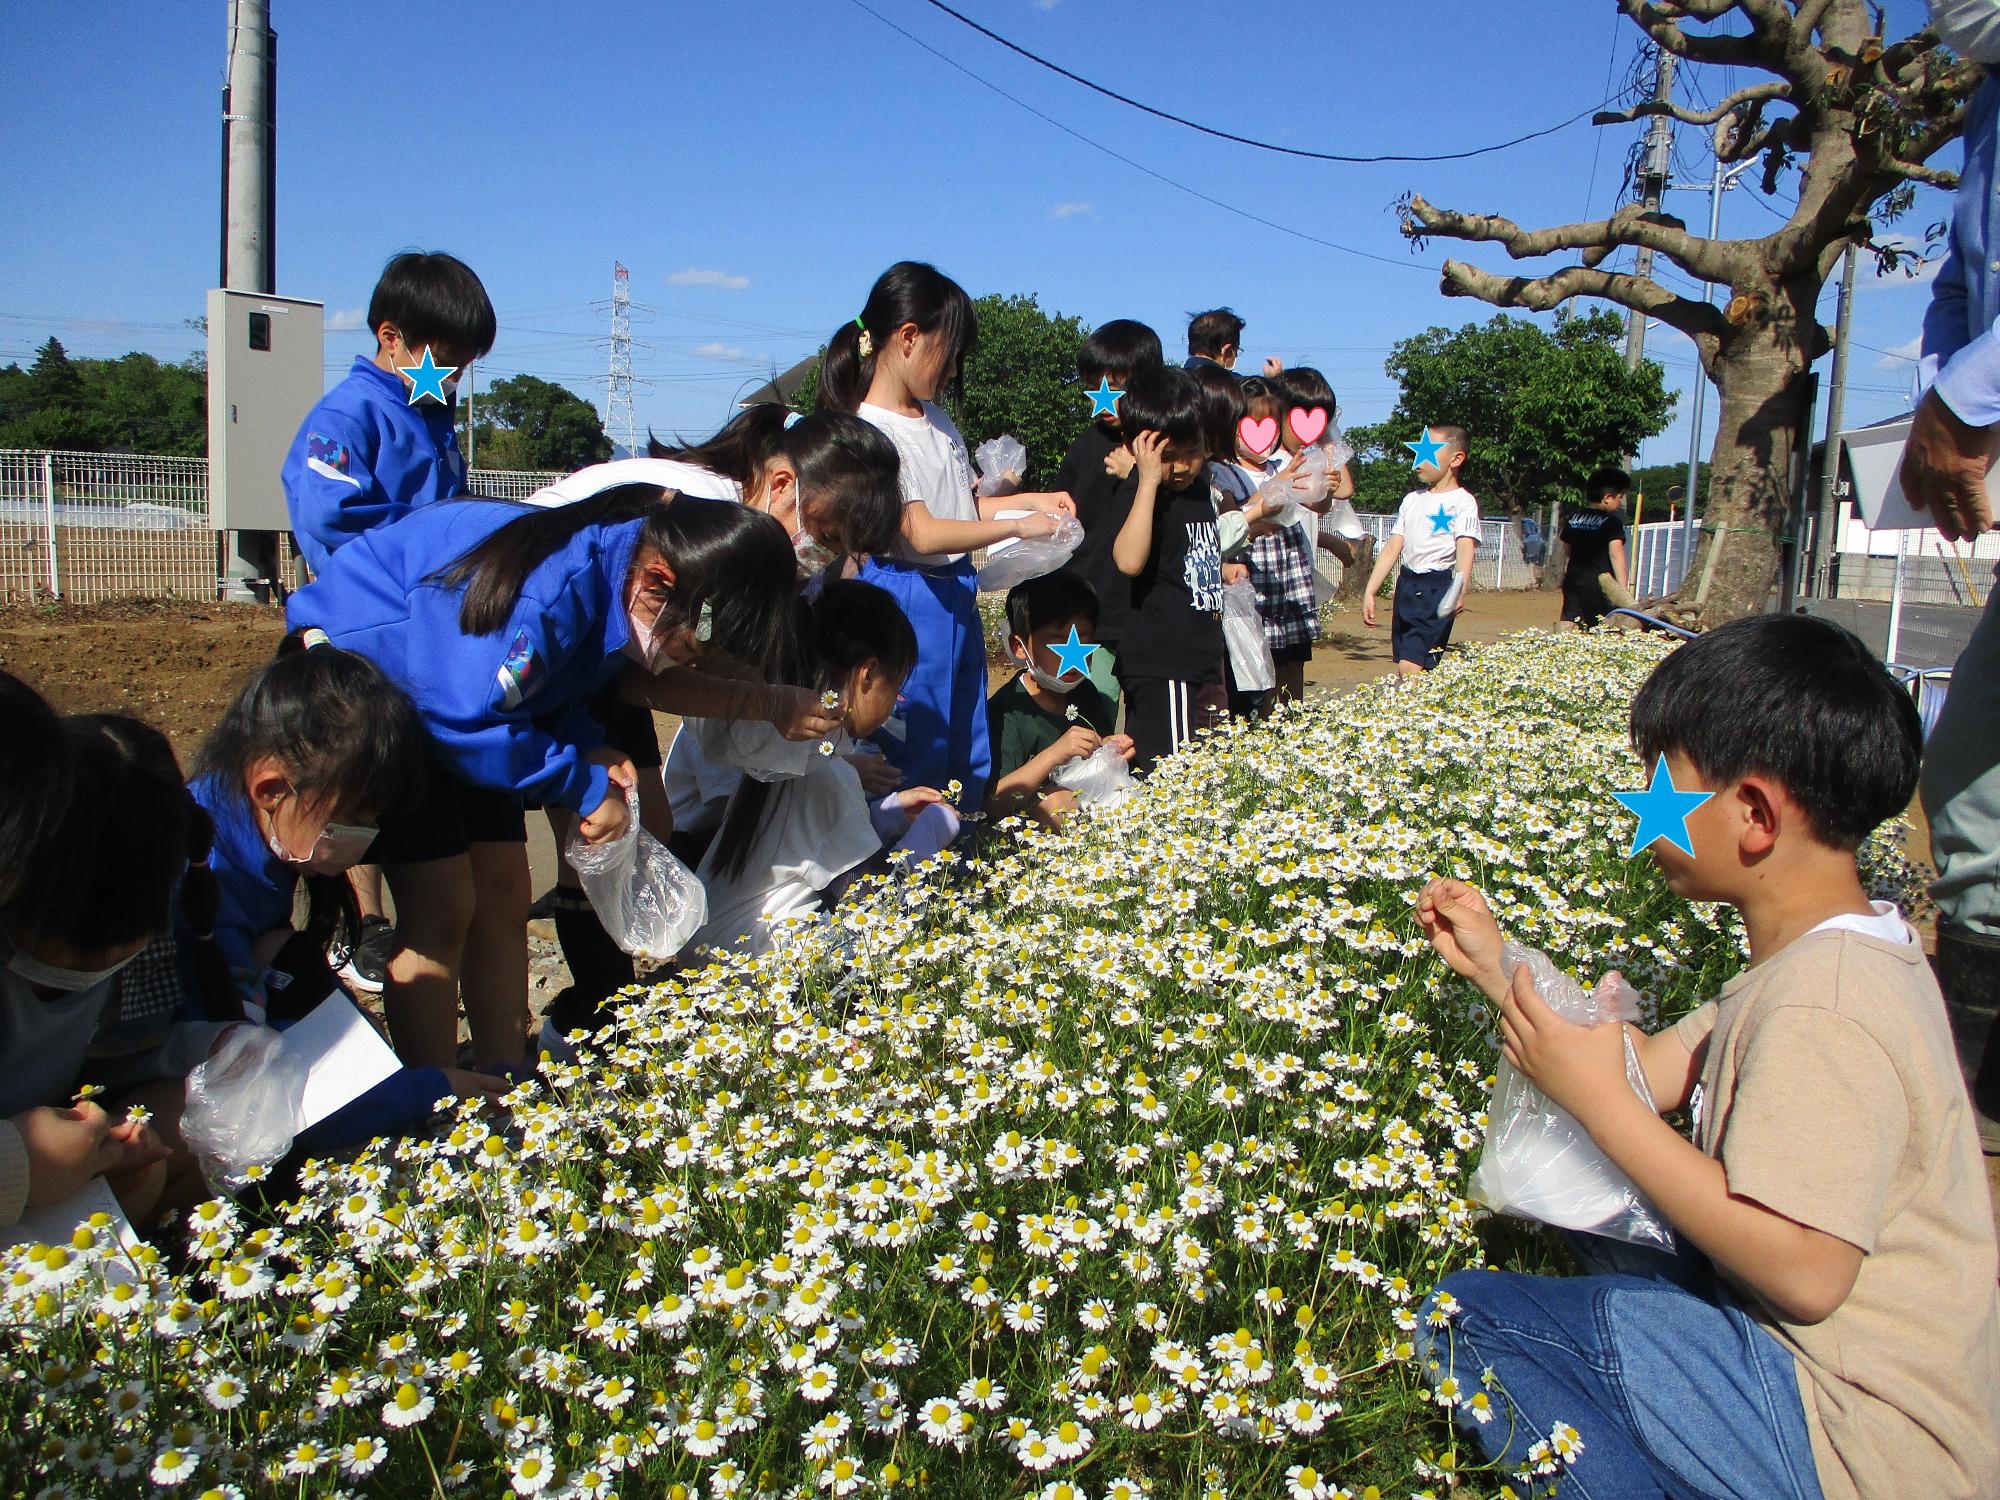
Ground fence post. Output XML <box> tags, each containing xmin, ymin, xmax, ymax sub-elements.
<box><xmin>40</xmin><ymin>451</ymin><xmax>58</xmax><ymax>600</ymax></box>
<box><xmin>1495</xmin><ymin>524</ymin><xmax>1508</xmax><ymax>589</ymax></box>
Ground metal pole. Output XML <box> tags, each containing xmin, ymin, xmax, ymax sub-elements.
<box><xmin>465</xmin><ymin>364</ymin><xmax>476</xmax><ymax>471</ymax></box>
<box><xmin>1678</xmin><ymin>124</ymin><xmax>1728</xmax><ymax>587</ymax></box>
<box><xmin>41</xmin><ymin>452</ymin><xmax>58</xmax><ymax>600</ymax></box>
<box><xmin>1811</xmin><ymin>242</ymin><xmax>1859</xmax><ymax>599</ymax></box>
<box><xmin>1624</xmin><ymin>51</ymin><xmax>1677</xmax><ymax>374</ymax></box>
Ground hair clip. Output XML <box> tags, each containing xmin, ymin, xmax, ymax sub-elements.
<box><xmin>854</xmin><ymin>316</ymin><xmax>873</xmax><ymax>360</ymax></box>
<box><xmin>694</xmin><ymin>601</ymin><xmax>715</xmax><ymax>644</ymax></box>
<box><xmin>784</xmin><ymin>411</ymin><xmax>804</xmax><ymax>430</ymax></box>
<box><xmin>300</xmin><ymin>627</ymin><xmax>332</xmax><ymax>651</ymax></box>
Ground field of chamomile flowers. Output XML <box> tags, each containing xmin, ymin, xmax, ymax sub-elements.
<box><xmin>0</xmin><ymin>630</ymin><xmax>1924</xmax><ymax>1500</ymax></box>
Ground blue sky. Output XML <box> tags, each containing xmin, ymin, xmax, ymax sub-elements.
<box><xmin>0</xmin><ymin>0</ymin><xmax>1953</xmax><ymax>480</ymax></box>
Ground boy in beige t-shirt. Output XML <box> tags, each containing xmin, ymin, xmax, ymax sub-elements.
<box><xmin>1416</xmin><ymin>614</ymin><xmax>2000</xmax><ymax>1499</ymax></box>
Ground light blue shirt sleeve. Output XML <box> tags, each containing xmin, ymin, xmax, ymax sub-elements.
<box><xmin>1924</xmin><ymin>72</ymin><xmax>2000</xmax><ymax>425</ymax></box>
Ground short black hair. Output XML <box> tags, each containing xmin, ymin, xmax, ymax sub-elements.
<box><xmin>1118</xmin><ymin>365</ymin><xmax>1205</xmax><ymax>449</ymax></box>
<box><xmin>1079</xmin><ymin>319</ymin><xmax>1164</xmax><ymax>390</ymax></box>
<box><xmin>1629</xmin><ymin>614</ymin><xmax>1922</xmax><ymax>851</ymax></box>
<box><xmin>1587</xmin><ymin>466</ymin><xmax>1631</xmax><ymax>505</ymax></box>
<box><xmin>1187</xmin><ymin>308</ymin><xmax>1244</xmax><ymax>359</ymax></box>
<box><xmin>1183</xmin><ymin>359</ymin><xmax>1246</xmax><ymax>464</ymax></box>
<box><xmin>368</xmin><ymin>251</ymin><xmax>497</xmax><ymax>359</ymax></box>
<box><xmin>1270</xmin><ymin>366</ymin><xmax>1336</xmax><ymax>416</ymax></box>
<box><xmin>1006</xmin><ymin>569</ymin><xmax>1099</xmax><ymax>643</ymax></box>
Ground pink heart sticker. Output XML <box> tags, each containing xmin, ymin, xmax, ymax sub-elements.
<box><xmin>1238</xmin><ymin>415</ymin><xmax>1279</xmax><ymax>457</ymax></box>
<box><xmin>1288</xmin><ymin>406</ymin><xmax>1329</xmax><ymax>445</ymax></box>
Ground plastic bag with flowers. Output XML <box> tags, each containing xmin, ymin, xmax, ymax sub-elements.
<box><xmin>1469</xmin><ymin>943</ymin><xmax>1675</xmax><ymax>1248</ymax></box>
<box><xmin>565</xmin><ymin>786</ymin><xmax>707</xmax><ymax>961</ymax></box>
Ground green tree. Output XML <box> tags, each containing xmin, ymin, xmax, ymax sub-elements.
<box><xmin>1369</xmin><ymin>312</ymin><xmax>1676</xmax><ymax>517</ymax></box>
<box><xmin>1404</xmin><ymin>1</ymin><xmax>1977</xmax><ymax>622</ymax></box>
<box><xmin>787</xmin><ymin>293</ymin><xmax>1090</xmax><ymax>489</ymax></box>
<box><xmin>1629</xmin><ymin>460</ymin><xmax>1712</xmax><ymax>523</ymax></box>
<box><xmin>0</xmin><ymin>337</ymin><xmax>207</xmax><ymax>452</ymax></box>
<box><xmin>461</xmin><ymin>374</ymin><xmax>611</xmax><ymax>472</ymax></box>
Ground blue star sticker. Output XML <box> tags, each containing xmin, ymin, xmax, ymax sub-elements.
<box><xmin>1612</xmin><ymin>754</ymin><xmax>1714</xmax><ymax>859</ymax></box>
<box><xmin>1429</xmin><ymin>505</ymin><xmax>1455</xmax><ymax>535</ymax></box>
<box><xmin>1404</xmin><ymin>426</ymin><xmax>1446</xmax><ymax>468</ymax></box>
<box><xmin>397</xmin><ymin>346</ymin><xmax>458</xmax><ymax>405</ymax></box>
<box><xmin>1085</xmin><ymin>377</ymin><xmax>1124</xmax><ymax>420</ymax></box>
<box><xmin>1048</xmin><ymin>626</ymin><xmax>1099</xmax><ymax>679</ymax></box>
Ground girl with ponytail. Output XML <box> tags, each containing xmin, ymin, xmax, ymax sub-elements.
<box><xmin>815</xmin><ymin>261</ymin><xmax>1075</xmax><ymax>813</ymax></box>
<box><xmin>287</xmin><ymin>488</ymin><xmax>796</xmax><ymax>1068</ymax></box>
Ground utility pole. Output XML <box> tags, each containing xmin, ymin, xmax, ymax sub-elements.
<box><xmin>219</xmin><ymin>0</ymin><xmax>277</xmax><ymax>602</ymax></box>
<box><xmin>1812</xmin><ymin>241</ymin><xmax>1860</xmax><ymax>597</ymax></box>
<box><xmin>1624</xmin><ymin>49</ymin><xmax>1676</xmax><ymax>372</ymax></box>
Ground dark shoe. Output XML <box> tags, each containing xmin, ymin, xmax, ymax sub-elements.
<box><xmin>1932</xmin><ymin>925</ymin><xmax>2000</xmax><ymax>1153</ymax></box>
<box><xmin>339</xmin><ymin>916</ymin><xmax>394</xmax><ymax>995</ymax></box>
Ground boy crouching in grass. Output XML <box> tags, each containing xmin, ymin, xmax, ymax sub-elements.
<box><xmin>1416</xmin><ymin>615</ymin><xmax>2000</xmax><ymax>1500</ymax></box>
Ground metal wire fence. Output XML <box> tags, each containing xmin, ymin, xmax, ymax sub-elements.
<box><xmin>0</xmin><ymin>450</ymin><xmax>559</xmax><ymax>604</ymax></box>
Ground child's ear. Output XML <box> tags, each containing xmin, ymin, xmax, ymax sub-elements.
<box><xmin>245</xmin><ymin>752</ymin><xmax>292</xmax><ymax>814</ymax></box>
<box><xmin>638</xmin><ymin>559</ymin><xmax>677</xmax><ymax>594</ymax></box>
<box><xmin>1008</xmin><ymin>634</ymin><xmax>1032</xmax><ymax>664</ymax></box>
<box><xmin>1736</xmin><ymin>775</ymin><xmax>1782</xmax><ymax>859</ymax></box>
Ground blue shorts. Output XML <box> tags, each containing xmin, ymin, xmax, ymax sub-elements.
<box><xmin>1392</xmin><ymin>568</ymin><xmax>1457</xmax><ymax>669</ymax></box>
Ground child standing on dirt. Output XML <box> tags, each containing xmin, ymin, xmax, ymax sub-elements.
<box><xmin>1361</xmin><ymin>424</ymin><xmax>1480</xmax><ymax>675</ymax></box>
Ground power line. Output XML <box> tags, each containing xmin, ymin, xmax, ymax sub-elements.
<box><xmin>843</xmin><ymin>0</ymin><xmax>1436</xmax><ymax>273</ymax></box>
<box><xmin>912</xmin><ymin>0</ymin><xmax>1605</xmax><ymax>165</ymax></box>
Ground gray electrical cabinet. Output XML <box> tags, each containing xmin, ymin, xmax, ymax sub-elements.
<box><xmin>206</xmin><ymin>288</ymin><xmax>324</xmax><ymax>532</ymax></box>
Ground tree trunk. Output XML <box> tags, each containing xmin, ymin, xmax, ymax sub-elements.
<box><xmin>1667</xmin><ymin>283</ymin><xmax>1821</xmax><ymax>626</ymax></box>
<box><xmin>1334</xmin><ymin>534</ymin><xmax>1377</xmax><ymax>607</ymax></box>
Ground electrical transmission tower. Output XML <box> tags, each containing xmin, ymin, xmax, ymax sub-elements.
<box><xmin>606</xmin><ymin>261</ymin><xmax>636</xmax><ymax>457</ymax></box>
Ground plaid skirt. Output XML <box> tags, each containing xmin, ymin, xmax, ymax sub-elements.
<box><xmin>1248</xmin><ymin>522</ymin><xmax>1318</xmax><ymax>653</ymax></box>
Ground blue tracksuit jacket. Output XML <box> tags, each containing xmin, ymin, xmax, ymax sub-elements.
<box><xmin>286</xmin><ymin>500</ymin><xmax>644</xmax><ymax>816</ymax></box>
<box><xmin>281</xmin><ymin>357</ymin><xmax>466</xmax><ymax>576</ymax></box>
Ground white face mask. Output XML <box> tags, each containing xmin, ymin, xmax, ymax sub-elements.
<box><xmin>264</xmin><ymin>788</ymin><xmax>377</xmax><ymax>873</ymax></box>
<box><xmin>1016</xmin><ymin>649</ymin><xmax>1082</xmax><ymax>695</ymax></box>
<box><xmin>624</xmin><ymin>607</ymin><xmax>666</xmax><ymax>671</ymax></box>
<box><xmin>3</xmin><ymin>934</ymin><xmax>138</xmax><ymax>994</ymax></box>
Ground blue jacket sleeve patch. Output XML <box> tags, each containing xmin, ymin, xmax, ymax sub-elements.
<box><xmin>495</xmin><ymin>628</ymin><xmax>543</xmax><ymax>712</ymax></box>
<box><xmin>306</xmin><ymin>432</ymin><xmax>349</xmax><ymax>472</ymax></box>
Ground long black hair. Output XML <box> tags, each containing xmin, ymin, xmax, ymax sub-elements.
<box><xmin>0</xmin><ymin>692</ymin><xmax>208</xmax><ymax>959</ymax></box>
<box><xmin>649</xmin><ymin>405</ymin><xmax>905</xmax><ymax>558</ymax></box>
<box><xmin>194</xmin><ymin>632</ymin><xmax>429</xmax><ymax>953</ymax></box>
<box><xmin>1184</xmin><ymin>360</ymin><xmax>1246</xmax><ymax>465</ymax></box>
<box><xmin>428</xmin><ymin>488</ymin><xmax>799</xmax><ymax>676</ymax></box>
<box><xmin>816</xmin><ymin>262</ymin><xmax>978</xmax><ymax>415</ymax></box>
<box><xmin>708</xmin><ymin>581</ymin><xmax>917</xmax><ymax>883</ymax></box>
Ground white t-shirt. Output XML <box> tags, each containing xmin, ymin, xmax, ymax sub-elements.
<box><xmin>1394</xmin><ymin>486</ymin><xmax>1482</xmax><ymax>573</ymax></box>
<box><xmin>691</xmin><ymin>755</ymin><xmax>881</xmax><ymax>955</ymax></box>
<box><xmin>1809</xmin><ymin>900</ymin><xmax>1918</xmax><ymax>946</ymax></box>
<box><xmin>524</xmin><ymin>457</ymin><xmax>742</xmax><ymax>508</ymax></box>
<box><xmin>857</xmin><ymin>401</ymin><xmax>978</xmax><ymax>566</ymax></box>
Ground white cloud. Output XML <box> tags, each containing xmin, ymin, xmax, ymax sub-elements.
<box><xmin>667</xmin><ymin>268</ymin><xmax>750</xmax><ymax>290</ymax></box>
<box><xmin>325</xmin><ymin>307</ymin><xmax>366</xmax><ymax>332</ymax></box>
<box><xmin>1876</xmin><ymin>334</ymin><xmax>1923</xmax><ymax>370</ymax></box>
<box><xmin>1049</xmin><ymin>200</ymin><xmax>1093</xmax><ymax>220</ymax></box>
<box><xmin>1032</xmin><ymin>0</ymin><xmax>1061</xmax><ymax>10</ymax></box>
<box><xmin>693</xmin><ymin>342</ymin><xmax>748</xmax><ymax>361</ymax></box>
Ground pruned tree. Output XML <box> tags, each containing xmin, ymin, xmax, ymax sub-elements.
<box><xmin>1402</xmin><ymin>0</ymin><xmax>1981</xmax><ymax>624</ymax></box>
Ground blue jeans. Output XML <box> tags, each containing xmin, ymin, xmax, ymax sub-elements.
<box><xmin>1417</xmin><ymin>1237</ymin><xmax>1823</xmax><ymax>1500</ymax></box>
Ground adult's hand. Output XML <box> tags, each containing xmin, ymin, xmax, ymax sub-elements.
<box><xmin>1899</xmin><ymin>390</ymin><xmax>1998</xmax><ymax>541</ymax></box>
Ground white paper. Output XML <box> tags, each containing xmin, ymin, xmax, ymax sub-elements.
<box><xmin>5</xmin><ymin>1176</ymin><xmax>142</xmax><ymax>1284</ymax></box>
<box><xmin>281</xmin><ymin>995</ymin><xmax>402</xmax><ymax>1128</ymax></box>
<box><xmin>1839</xmin><ymin>416</ymin><xmax>1927</xmax><ymax>531</ymax></box>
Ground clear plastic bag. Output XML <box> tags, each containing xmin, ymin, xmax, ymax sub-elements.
<box><xmin>1049</xmin><ymin>742</ymin><xmax>1136</xmax><ymax>808</ymax></box>
<box><xmin>1221</xmin><ymin>580</ymin><xmax>1276</xmax><ymax>693</ymax></box>
<box><xmin>565</xmin><ymin>787</ymin><xmax>708</xmax><ymax>961</ymax></box>
<box><xmin>1255</xmin><ymin>447</ymin><xmax>1333</xmax><ymax>527</ymax></box>
<box><xmin>181</xmin><ymin>1025</ymin><xmax>308</xmax><ymax>1188</ymax></box>
<box><xmin>974</xmin><ymin>435</ymin><xmax>1028</xmax><ymax>498</ymax></box>
<box><xmin>1437</xmin><ymin>570</ymin><xmax>1469</xmax><ymax>618</ymax></box>
<box><xmin>1469</xmin><ymin>944</ymin><xmax>1675</xmax><ymax>1248</ymax></box>
<box><xmin>978</xmin><ymin>510</ymin><xmax>1085</xmax><ymax>593</ymax></box>
<box><xmin>1321</xmin><ymin>495</ymin><xmax>1366</xmax><ymax>542</ymax></box>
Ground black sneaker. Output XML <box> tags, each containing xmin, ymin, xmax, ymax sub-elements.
<box><xmin>339</xmin><ymin>916</ymin><xmax>395</xmax><ymax>995</ymax></box>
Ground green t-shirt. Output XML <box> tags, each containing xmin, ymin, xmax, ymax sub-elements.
<box><xmin>987</xmin><ymin>671</ymin><xmax>1116</xmax><ymax>787</ymax></box>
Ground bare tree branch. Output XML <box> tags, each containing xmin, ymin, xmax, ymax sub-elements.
<box><xmin>1435</xmin><ymin>259</ymin><xmax>1729</xmax><ymax>342</ymax></box>
<box><xmin>1616</xmin><ymin>0</ymin><xmax>1768</xmax><ymax>68</ymax></box>
<box><xmin>1881</xmin><ymin>157</ymin><xmax>1960</xmax><ymax>189</ymax></box>
<box><xmin>1594</xmin><ymin>79</ymin><xmax>1790</xmax><ymax>128</ymax></box>
<box><xmin>1792</xmin><ymin>0</ymin><xmax>1838</xmax><ymax>38</ymax></box>
<box><xmin>1407</xmin><ymin>195</ymin><xmax>1736</xmax><ymax>284</ymax></box>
